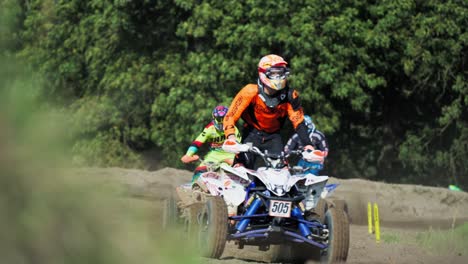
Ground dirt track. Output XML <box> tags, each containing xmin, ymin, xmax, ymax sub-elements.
<box><xmin>78</xmin><ymin>167</ymin><xmax>468</xmax><ymax>264</ymax></box>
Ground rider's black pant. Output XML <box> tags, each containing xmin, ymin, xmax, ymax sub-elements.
<box><xmin>235</xmin><ymin>127</ymin><xmax>283</xmax><ymax>170</ymax></box>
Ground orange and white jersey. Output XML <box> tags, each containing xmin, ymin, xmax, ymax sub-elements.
<box><xmin>224</xmin><ymin>84</ymin><xmax>304</xmax><ymax>137</ymax></box>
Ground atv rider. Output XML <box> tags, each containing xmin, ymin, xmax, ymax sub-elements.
<box><xmin>223</xmin><ymin>54</ymin><xmax>313</xmax><ymax>169</ymax></box>
<box><xmin>284</xmin><ymin>115</ymin><xmax>328</xmax><ymax>175</ymax></box>
<box><xmin>181</xmin><ymin>105</ymin><xmax>241</xmax><ymax>182</ymax></box>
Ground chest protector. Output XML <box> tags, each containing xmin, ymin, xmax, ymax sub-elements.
<box><xmin>257</xmin><ymin>79</ymin><xmax>298</xmax><ymax>109</ymax></box>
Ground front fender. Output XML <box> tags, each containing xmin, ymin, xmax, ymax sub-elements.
<box><xmin>220</xmin><ymin>163</ymin><xmax>252</xmax><ymax>183</ymax></box>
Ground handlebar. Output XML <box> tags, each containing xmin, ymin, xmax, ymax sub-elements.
<box><xmin>247</xmin><ymin>145</ymin><xmax>302</xmax><ymax>169</ymax></box>
<box><xmin>247</xmin><ymin>145</ymin><xmax>297</xmax><ymax>157</ymax></box>
<box><xmin>286</xmin><ymin>149</ymin><xmax>303</xmax><ymax>158</ymax></box>
<box><xmin>222</xmin><ymin>141</ymin><xmax>307</xmax><ymax>169</ymax></box>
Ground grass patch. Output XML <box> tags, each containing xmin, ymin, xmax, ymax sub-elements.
<box><xmin>415</xmin><ymin>222</ymin><xmax>468</xmax><ymax>256</ymax></box>
<box><xmin>381</xmin><ymin>233</ymin><xmax>401</xmax><ymax>244</ymax></box>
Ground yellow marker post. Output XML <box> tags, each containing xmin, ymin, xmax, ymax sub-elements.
<box><xmin>373</xmin><ymin>202</ymin><xmax>380</xmax><ymax>243</ymax></box>
<box><xmin>367</xmin><ymin>202</ymin><xmax>373</xmax><ymax>234</ymax></box>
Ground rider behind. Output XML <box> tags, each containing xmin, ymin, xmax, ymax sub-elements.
<box><xmin>181</xmin><ymin>105</ymin><xmax>242</xmax><ymax>182</ymax></box>
<box><xmin>284</xmin><ymin>115</ymin><xmax>329</xmax><ymax>175</ymax></box>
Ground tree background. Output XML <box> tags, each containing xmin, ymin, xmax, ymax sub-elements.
<box><xmin>5</xmin><ymin>0</ymin><xmax>467</xmax><ymax>190</ymax></box>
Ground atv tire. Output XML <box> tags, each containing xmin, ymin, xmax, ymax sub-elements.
<box><xmin>320</xmin><ymin>207</ymin><xmax>350</xmax><ymax>263</ymax></box>
<box><xmin>290</xmin><ymin>207</ymin><xmax>349</xmax><ymax>264</ymax></box>
<box><xmin>189</xmin><ymin>196</ymin><xmax>228</xmax><ymax>259</ymax></box>
<box><xmin>331</xmin><ymin>199</ymin><xmax>351</xmax><ymax>223</ymax></box>
<box><xmin>162</xmin><ymin>196</ymin><xmax>179</xmax><ymax>230</ymax></box>
<box><xmin>315</xmin><ymin>198</ymin><xmax>329</xmax><ymax>223</ymax></box>
<box><xmin>269</xmin><ymin>244</ymin><xmax>293</xmax><ymax>263</ymax></box>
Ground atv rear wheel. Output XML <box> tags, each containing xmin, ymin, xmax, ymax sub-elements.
<box><xmin>189</xmin><ymin>196</ymin><xmax>228</xmax><ymax>259</ymax></box>
<box><xmin>162</xmin><ymin>196</ymin><xmax>179</xmax><ymax>230</ymax></box>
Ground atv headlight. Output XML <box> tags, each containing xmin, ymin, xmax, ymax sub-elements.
<box><xmin>273</xmin><ymin>184</ymin><xmax>285</xmax><ymax>195</ymax></box>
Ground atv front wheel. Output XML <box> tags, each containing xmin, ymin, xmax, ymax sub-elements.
<box><xmin>330</xmin><ymin>199</ymin><xmax>351</xmax><ymax>223</ymax></box>
<box><xmin>331</xmin><ymin>199</ymin><xmax>348</xmax><ymax>215</ymax></box>
<box><xmin>315</xmin><ymin>198</ymin><xmax>329</xmax><ymax>223</ymax></box>
<box><xmin>269</xmin><ymin>244</ymin><xmax>293</xmax><ymax>263</ymax></box>
<box><xmin>320</xmin><ymin>207</ymin><xmax>350</xmax><ymax>263</ymax></box>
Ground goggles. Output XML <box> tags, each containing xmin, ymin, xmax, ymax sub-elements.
<box><xmin>213</xmin><ymin>116</ymin><xmax>224</xmax><ymax>131</ymax></box>
<box><xmin>265</xmin><ymin>67</ymin><xmax>290</xmax><ymax>80</ymax></box>
<box><xmin>214</xmin><ymin>116</ymin><xmax>224</xmax><ymax>124</ymax></box>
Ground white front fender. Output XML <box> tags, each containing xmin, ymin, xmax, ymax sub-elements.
<box><xmin>220</xmin><ymin>163</ymin><xmax>252</xmax><ymax>183</ymax></box>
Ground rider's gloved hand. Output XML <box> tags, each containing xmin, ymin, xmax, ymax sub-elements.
<box><xmin>233</xmin><ymin>163</ymin><xmax>245</xmax><ymax>168</ymax></box>
<box><xmin>222</xmin><ymin>135</ymin><xmax>240</xmax><ymax>153</ymax></box>
<box><xmin>302</xmin><ymin>145</ymin><xmax>325</xmax><ymax>164</ymax></box>
<box><xmin>181</xmin><ymin>154</ymin><xmax>199</xmax><ymax>163</ymax></box>
<box><xmin>224</xmin><ymin>135</ymin><xmax>238</xmax><ymax>146</ymax></box>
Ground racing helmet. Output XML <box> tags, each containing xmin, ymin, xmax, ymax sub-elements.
<box><xmin>258</xmin><ymin>54</ymin><xmax>290</xmax><ymax>91</ymax></box>
<box><xmin>212</xmin><ymin>105</ymin><xmax>228</xmax><ymax>131</ymax></box>
<box><xmin>304</xmin><ymin>115</ymin><xmax>316</xmax><ymax>134</ymax></box>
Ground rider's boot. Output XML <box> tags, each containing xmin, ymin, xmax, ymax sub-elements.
<box><xmin>191</xmin><ymin>172</ymin><xmax>201</xmax><ymax>182</ymax></box>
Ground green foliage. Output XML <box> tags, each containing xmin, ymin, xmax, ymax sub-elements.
<box><xmin>0</xmin><ymin>46</ymin><xmax>199</xmax><ymax>264</ymax></box>
<box><xmin>9</xmin><ymin>0</ymin><xmax>468</xmax><ymax>189</ymax></box>
<box><xmin>16</xmin><ymin>0</ymin><xmax>188</xmax><ymax>167</ymax></box>
<box><xmin>0</xmin><ymin>0</ymin><xmax>22</xmax><ymax>52</ymax></box>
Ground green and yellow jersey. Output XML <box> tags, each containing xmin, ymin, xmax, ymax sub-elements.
<box><xmin>185</xmin><ymin>121</ymin><xmax>241</xmax><ymax>157</ymax></box>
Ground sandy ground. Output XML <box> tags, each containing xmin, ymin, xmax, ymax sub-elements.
<box><xmin>76</xmin><ymin>167</ymin><xmax>468</xmax><ymax>264</ymax></box>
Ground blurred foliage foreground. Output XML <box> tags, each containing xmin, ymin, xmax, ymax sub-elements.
<box><xmin>0</xmin><ymin>59</ymin><xmax>199</xmax><ymax>264</ymax></box>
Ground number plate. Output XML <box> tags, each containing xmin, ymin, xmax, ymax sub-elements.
<box><xmin>269</xmin><ymin>200</ymin><xmax>292</xmax><ymax>218</ymax></box>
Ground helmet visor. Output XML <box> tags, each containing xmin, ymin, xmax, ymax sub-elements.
<box><xmin>213</xmin><ymin>117</ymin><xmax>224</xmax><ymax>130</ymax></box>
<box><xmin>214</xmin><ymin>116</ymin><xmax>224</xmax><ymax>124</ymax></box>
<box><xmin>266</xmin><ymin>67</ymin><xmax>289</xmax><ymax>80</ymax></box>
